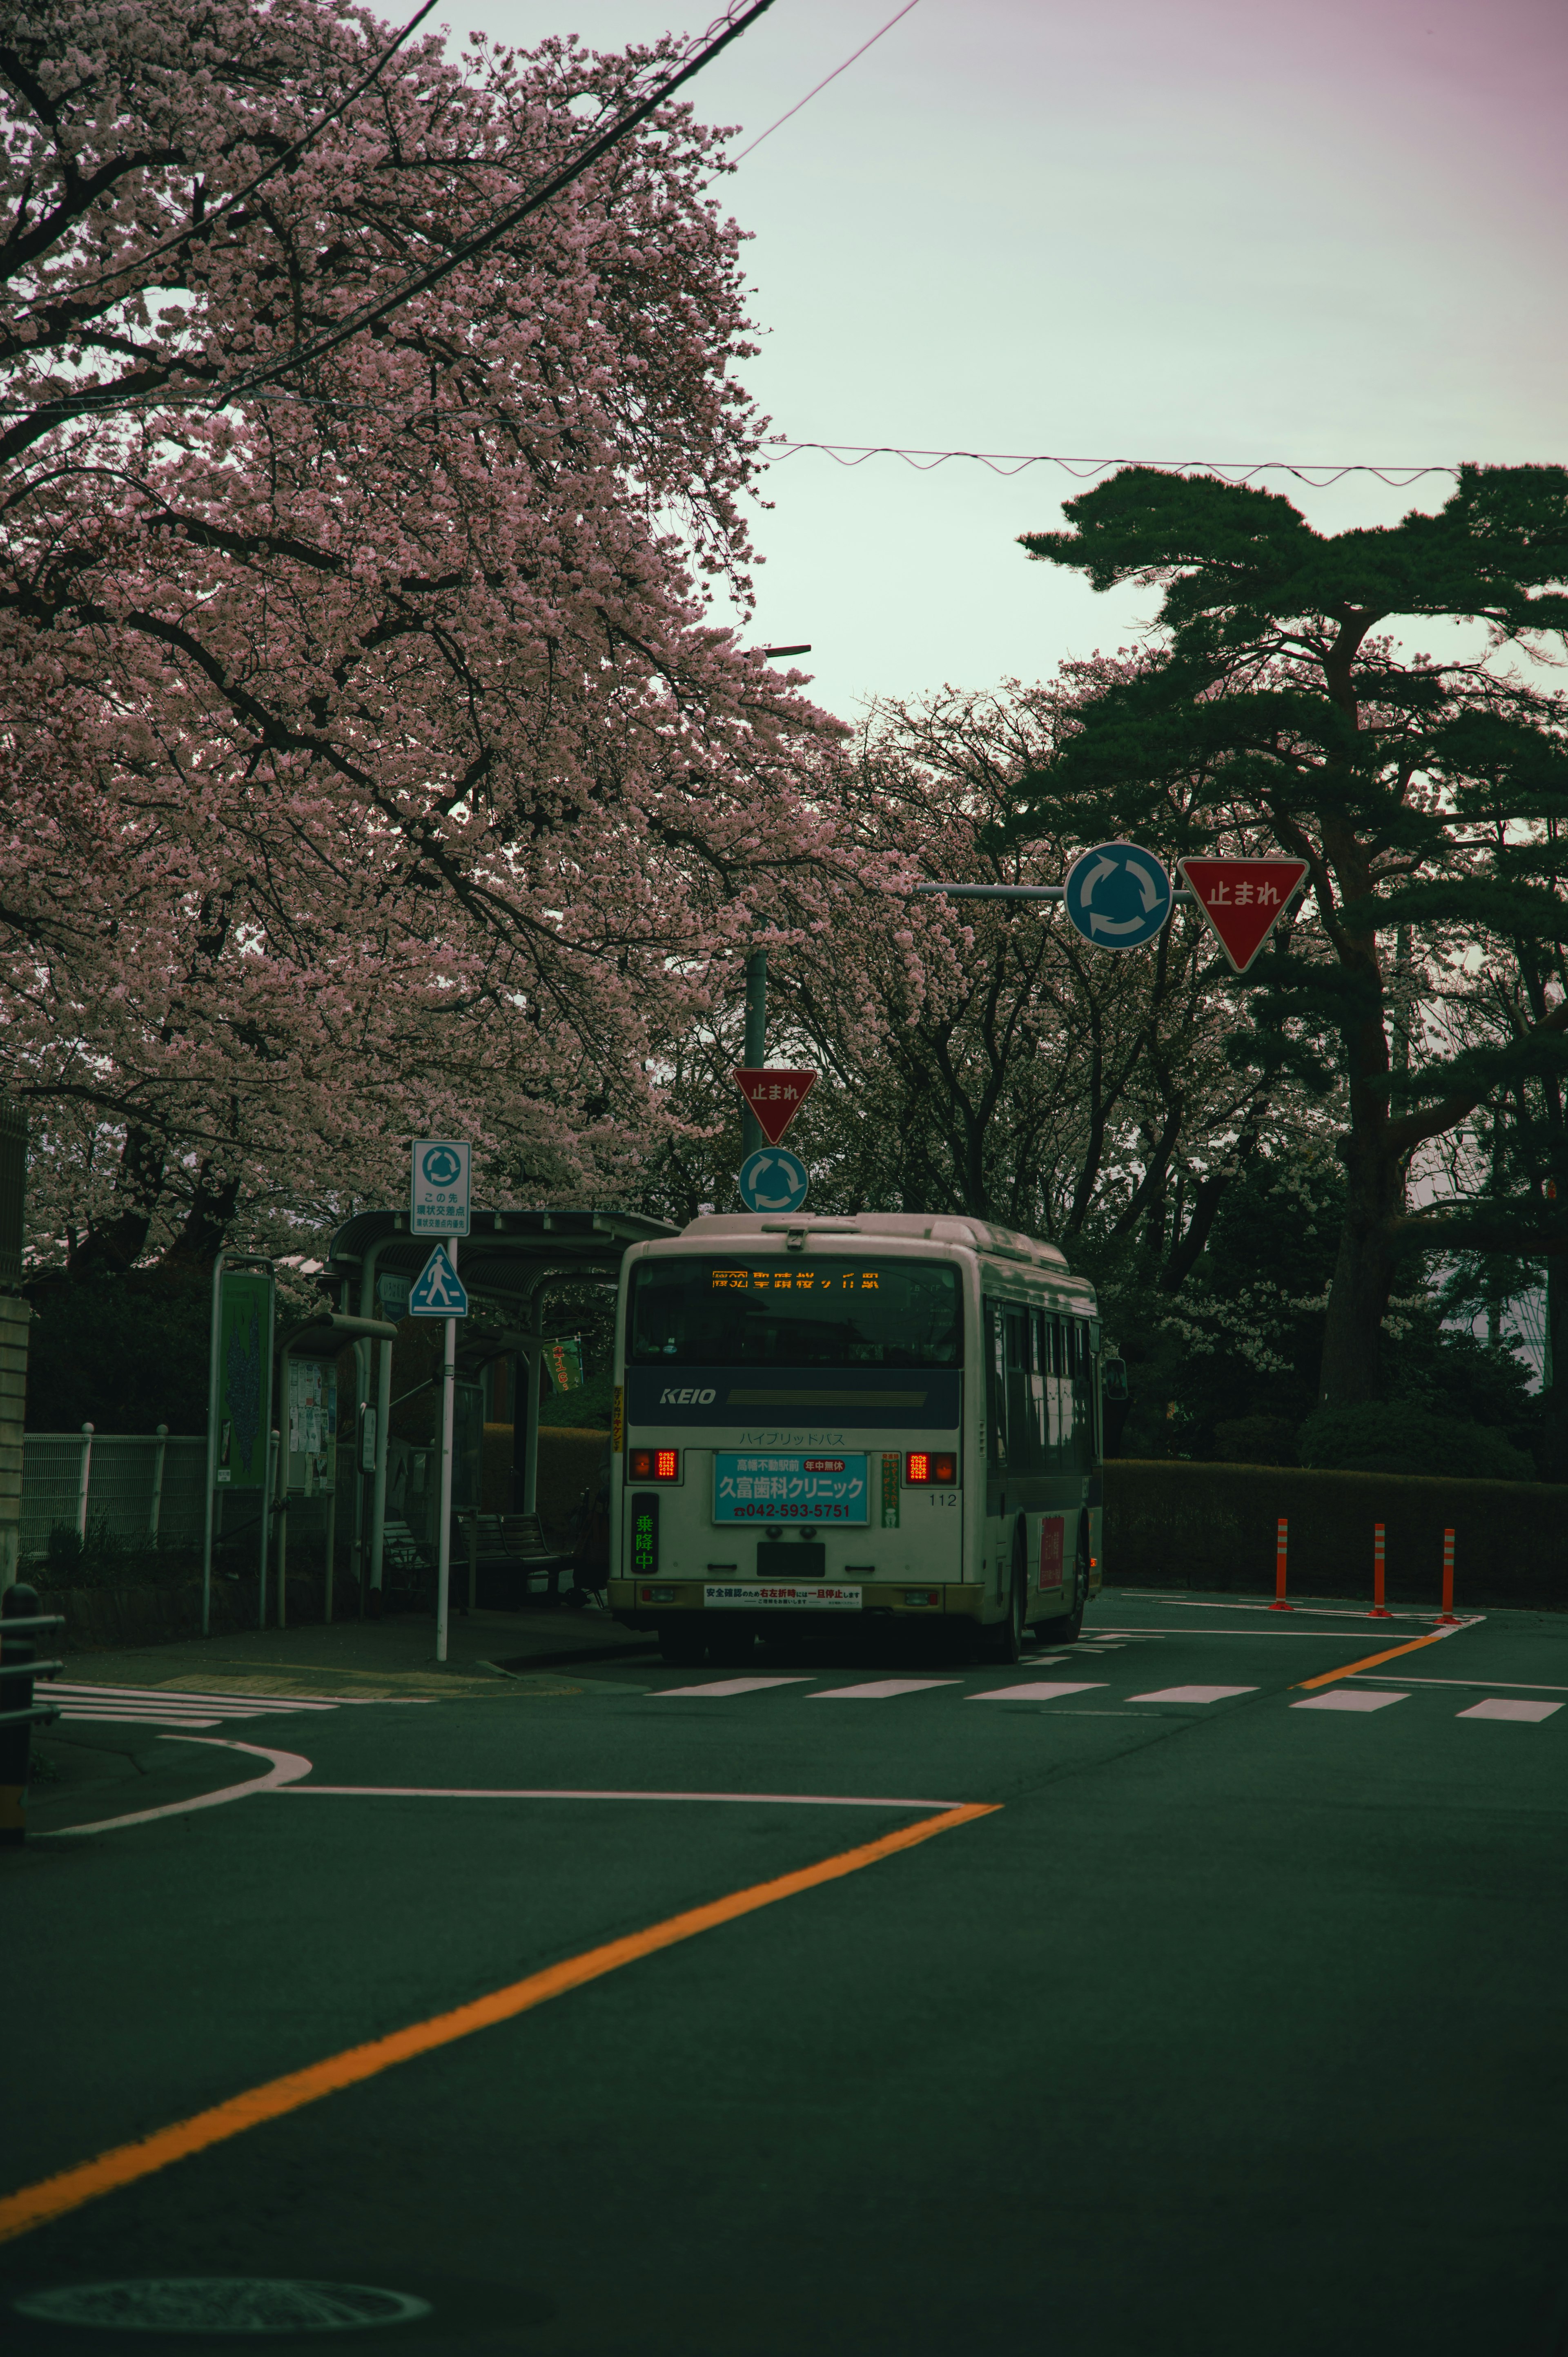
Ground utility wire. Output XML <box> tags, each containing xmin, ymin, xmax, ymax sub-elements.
<box><xmin>67</xmin><ymin>0</ymin><xmax>443</xmax><ymax>301</ymax></box>
<box><xmin>766</xmin><ymin>439</ymin><xmax>1458</xmax><ymax>488</ymax></box>
<box><xmin>730</xmin><ymin>0</ymin><xmax>921</xmax><ymax>163</ymax></box>
<box><xmin>215</xmin><ymin>0</ymin><xmax>777</xmax><ymax>405</ymax></box>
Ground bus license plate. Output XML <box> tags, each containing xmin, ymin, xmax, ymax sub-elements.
<box><xmin>713</xmin><ymin>1453</ymin><xmax>869</xmax><ymax>1524</ymax></box>
<box><xmin>705</xmin><ymin>1584</ymin><xmax>862</xmax><ymax>1611</ymax></box>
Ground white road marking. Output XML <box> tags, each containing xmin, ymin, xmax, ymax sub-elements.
<box><xmin>811</xmin><ymin>1679</ymin><xmax>960</xmax><ymax>1701</ymax></box>
<box><xmin>1292</xmin><ymin>1689</ymin><xmax>1410</xmax><ymax>1713</ymax></box>
<box><xmin>1109</xmin><ymin>1597</ymin><xmax>1483</xmax><ymax>1625</ymax></box>
<box><xmin>655</xmin><ymin>1677</ymin><xmax>813</xmax><ymax>1698</ymax></box>
<box><xmin>45</xmin><ymin>1740</ymin><xmax>314</xmax><ymax>1835</ymax></box>
<box><xmin>1351</xmin><ymin>1675</ymin><xmax>1568</xmax><ymax>1693</ymax></box>
<box><xmin>1129</xmin><ymin>1685</ymin><xmax>1257</xmax><ymax>1704</ymax></box>
<box><xmin>1455</xmin><ymin>1698</ymin><xmax>1563</xmax><ymax>1723</ymax></box>
<box><xmin>49</xmin><ymin>1679</ymin><xmax>343</xmax><ymax>1729</ymax></box>
<box><xmin>278</xmin><ymin>1786</ymin><xmax>964</xmax><ymax>1807</ymax></box>
<box><xmin>968</xmin><ymin>1682</ymin><xmax>1107</xmax><ymax>1703</ymax></box>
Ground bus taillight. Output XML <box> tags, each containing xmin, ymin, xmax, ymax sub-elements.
<box><xmin>629</xmin><ymin>1447</ymin><xmax>680</xmax><ymax>1481</ymax></box>
<box><xmin>905</xmin><ymin>1450</ymin><xmax>956</xmax><ymax>1485</ymax></box>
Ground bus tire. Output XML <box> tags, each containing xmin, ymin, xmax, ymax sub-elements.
<box><xmin>982</xmin><ymin>1527</ymin><xmax>1026</xmax><ymax>1664</ymax></box>
<box><xmin>1040</xmin><ymin>1527</ymin><xmax>1089</xmax><ymax>1646</ymax></box>
<box><xmin>657</xmin><ymin>1621</ymin><xmax>707</xmax><ymax>1666</ymax></box>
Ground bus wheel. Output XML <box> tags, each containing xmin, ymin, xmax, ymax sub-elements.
<box><xmin>981</xmin><ymin>1529</ymin><xmax>1026</xmax><ymax>1665</ymax></box>
<box><xmin>1041</xmin><ymin>1531</ymin><xmax>1089</xmax><ymax>1646</ymax></box>
<box><xmin>658</xmin><ymin>1621</ymin><xmax>707</xmax><ymax>1667</ymax></box>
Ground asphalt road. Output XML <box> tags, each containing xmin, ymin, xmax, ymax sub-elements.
<box><xmin>6</xmin><ymin>1589</ymin><xmax>1566</xmax><ymax>2356</ymax></box>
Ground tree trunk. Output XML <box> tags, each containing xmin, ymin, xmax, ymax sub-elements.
<box><xmin>1539</xmin><ymin>1248</ymin><xmax>1568</xmax><ymax>1481</ymax></box>
<box><xmin>1318</xmin><ymin>1137</ymin><xmax>1405</xmax><ymax>1407</ymax></box>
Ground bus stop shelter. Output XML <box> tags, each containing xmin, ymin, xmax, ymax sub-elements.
<box><xmin>322</xmin><ymin>1207</ymin><xmax>677</xmax><ymax>1601</ymax></box>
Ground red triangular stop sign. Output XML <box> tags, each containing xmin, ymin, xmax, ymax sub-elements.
<box><xmin>733</xmin><ymin>1067</ymin><xmax>817</xmax><ymax>1146</ymax></box>
<box><xmin>1177</xmin><ymin>858</ymin><xmax>1309</xmax><ymax>973</ymax></box>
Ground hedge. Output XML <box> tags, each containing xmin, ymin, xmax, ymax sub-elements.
<box><xmin>1104</xmin><ymin>1458</ymin><xmax>1564</xmax><ymax>1610</ymax></box>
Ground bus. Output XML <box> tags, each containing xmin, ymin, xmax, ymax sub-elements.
<box><xmin>607</xmin><ymin>1211</ymin><xmax>1110</xmax><ymax>1666</ymax></box>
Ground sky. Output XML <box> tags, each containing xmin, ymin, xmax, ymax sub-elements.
<box><xmin>450</xmin><ymin>0</ymin><xmax>1568</xmax><ymax>725</ymax></box>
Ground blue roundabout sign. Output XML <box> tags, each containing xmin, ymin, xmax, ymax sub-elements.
<box><xmin>1063</xmin><ymin>841</ymin><xmax>1173</xmax><ymax>951</ymax></box>
<box><xmin>738</xmin><ymin>1147</ymin><xmax>810</xmax><ymax>1215</ymax></box>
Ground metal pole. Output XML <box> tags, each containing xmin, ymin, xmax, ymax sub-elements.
<box><xmin>149</xmin><ymin>1424</ymin><xmax>168</xmax><ymax>1542</ymax></box>
<box><xmin>370</xmin><ymin>1336</ymin><xmax>392</xmax><ymax>1612</ymax></box>
<box><xmin>260</xmin><ymin>1429</ymin><xmax>276</xmax><ymax>1629</ymax></box>
<box><xmin>324</xmin><ymin>1445</ymin><xmax>337</xmax><ymax>1625</ymax></box>
<box><xmin>356</xmin><ymin>1239</ymin><xmax>388</xmax><ymax>1615</ymax></box>
<box><xmin>276</xmin><ymin>1370</ymin><xmax>289</xmax><ymax>1632</ymax></box>
<box><xmin>742</xmin><ymin>947</ymin><xmax>767</xmax><ymax>1156</ymax></box>
<box><xmin>435</xmin><ymin>1237</ymin><xmax>457</xmax><ymax>1662</ymax></box>
<box><xmin>202</xmin><ymin>1251</ymin><xmax>224</xmax><ymax>1636</ymax></box>
<box><xmin>521</xmin><ymin>1340</ymin><xmax>543</xmax><ymax>1516</ymax></box>
<box><xmin>76</xmin><ymin>1423</ymin><xmax>94</xmax><ymax>1540</ymax></box>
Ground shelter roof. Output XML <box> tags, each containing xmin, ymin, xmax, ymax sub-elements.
<box><xmin>323</xmin><ymin>1206</ymin><xmax>678</xmax><ymax>1310</ymax></box>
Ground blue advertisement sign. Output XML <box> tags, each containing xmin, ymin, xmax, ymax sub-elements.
<box><xmin>714</xmin><ymin>1452</ymin><xmax>869</xmax><ymax>1524</ymax></box>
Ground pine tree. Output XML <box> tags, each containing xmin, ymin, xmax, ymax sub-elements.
<box><xmin>1011</xmin><ymin>464</ymin><xmax>1568</xmax><ymax>1407</ymax></box>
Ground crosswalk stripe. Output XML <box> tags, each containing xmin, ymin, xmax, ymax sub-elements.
<box><xmin>1292</xmin><ymin>1689</ymin><xmax>1409</xmax><ymax>1713</ymax></box>
<box><xmin>57</xmin><ymin>1713</ymin><xmax>225</xmax><ymax>1728</ymax></box>
<box><xmin>655</xmin><ymin>1677</ymin><xmax>812</xmax><ymax>1699</ymax></box>
<box><xmin>969</xmin><ymin>1681</ymin><xmax>1105</xmax><ymax>1703</ymax></box>
<box><xmin>1456</xmin><ymin>1698</ymin><xmax>1563</xmax><ymax>1722</ymax></box>
<box><xmin>1129</xmin><ymin>1686</ymin><xmax>1257</xmax><ymax>1704</ymax></box>
<box><xmin>811</xmin><ymin>1679</ymin><xmax>960</xmax><ymax>1701</ymax></box>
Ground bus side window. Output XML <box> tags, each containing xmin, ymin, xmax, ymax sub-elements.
<box><xmin>1029</xmin><ymin>1309</ymin><xmax>1047</xmax><ymax>1463</ymax></box>
<box><xmin>1004</xmin><ymin>1307</ymin><xmax>1031</xmax><ymax>1472</ymax></box>
<box><xmin>1071</xmin><ymin>1317</ymin><xmax>1093</xmax><ymax>1469</ymax></box>
<box><xmin>987</xmin><ymin>1299</ymin><xmax>1007</xmax><ymax>1465</ymax></box>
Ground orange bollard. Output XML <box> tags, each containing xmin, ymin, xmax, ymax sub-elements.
<box><xmin>1368</xmin><ymin>1520</ymin><xmax>1391</xmax><ymax>1617</ymax></box>
<box><xmin>1437</xmin><ymin>1527</ymin><xmax>1457</xmax><ymax>1623</ymax></box>
<box><xmin>1270</xmin><ymin>1515</ymin><xmax>1292</xmax><ymax>1611</ymax></box>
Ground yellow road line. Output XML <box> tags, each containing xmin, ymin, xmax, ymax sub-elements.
<box><xmin>0</xmin><ymin>1802</ymin><xmax>997</xmax><ymax>2247</ymax></box>
<box><xmin>1295</xmin><ymin>1628</ymin><xmax>1469</xmax><ymax>1689</ymax></box>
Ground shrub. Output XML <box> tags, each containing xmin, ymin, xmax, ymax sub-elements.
<box><xmin>1298</xmin><ymin>1401</ymin><xmax>1535</xmax><ymax>1482</ymax></box>
<box><xmin>1213</xmin><ymin>1416</ymin><xmax>1299</xmax><ymax>1465</ymax></box>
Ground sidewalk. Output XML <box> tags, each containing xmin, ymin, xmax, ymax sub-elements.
<box><xmin>42</xmin><ymin>1604</ymin><xmax>657</xmax><ymax>1700</ymax></box>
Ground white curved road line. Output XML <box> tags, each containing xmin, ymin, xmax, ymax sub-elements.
<box><xmin>45</xmin><ymin>1739</ymin><xmax>315</xmax><ymax>1836</ymax></box>
<box><xmin>278</xmin><ymin>1786</ymin><xmax>962</xmax><ymax>1808</ymax></box>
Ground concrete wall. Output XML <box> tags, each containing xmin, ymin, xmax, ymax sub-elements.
<box><xmin>1105</xmin><ymin>1458</ymin><xmax>1565</xmax><ymax>1610</ymax></box>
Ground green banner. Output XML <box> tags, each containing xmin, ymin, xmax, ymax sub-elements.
<box><xmin>215</xmin><ymin>1272</ymin><xmax>272</xmax><ymax>1490</ymax></box>
<box><xmin>546</xmin><ymin>1334</ymin><xmax>584</xmax><ymax>1392</ymax></box>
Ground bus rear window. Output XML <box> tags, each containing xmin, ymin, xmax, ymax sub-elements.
<box><xmin>629</xmin><ymin>1260</ymin><xmax>962</xmax><ymax>1369</ymax></box>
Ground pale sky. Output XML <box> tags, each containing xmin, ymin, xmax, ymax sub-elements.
<box><xmin>454</xmin><ymin>0</ymin><xmax>1568</xmax><ymax>724</ymax></box>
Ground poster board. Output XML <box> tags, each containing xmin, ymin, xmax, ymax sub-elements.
<box><xmin>215</xmin><ymin>1271</ymin><xmax>274</xmax><ymax>1490</ymax></box>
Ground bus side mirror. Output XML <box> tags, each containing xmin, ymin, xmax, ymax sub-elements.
<box><xmin>1103</xmin><ymin>1357</ymin><xmax>1129</xmax><ymax>1402</ymax></box>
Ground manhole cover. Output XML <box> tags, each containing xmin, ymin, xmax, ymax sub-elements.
<box><xmin>13</xmin><ymin>2280</ymin><xmax>432</xmax><ymax>2334</ymax></box>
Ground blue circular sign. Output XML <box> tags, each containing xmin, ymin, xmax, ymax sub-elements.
<box><xmin>738</xmin><ymin>1147</ymin><xmax>810</xmax><ymax>1215</ymax></box>
<box><xmin>420</xmin><ymin>1144</ymin><xmax>463</xmax><ymax>1187</ymax></box>
<box><xmin>1063</xmin><ymin>841</ymin><xmax>1173</xmax><ymax>951</ymax></box>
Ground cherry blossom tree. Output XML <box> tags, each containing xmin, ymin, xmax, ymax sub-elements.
<box><xmin>0</xmin><ymin>0</ymin><xmax>841</xmax><ymax>1275</ymax></box>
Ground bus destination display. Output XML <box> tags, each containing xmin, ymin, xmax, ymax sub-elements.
<box><xmin>713</xmin><ymin>1452</ymin><xmax>869</xmax><ymax>1524</ymax></box>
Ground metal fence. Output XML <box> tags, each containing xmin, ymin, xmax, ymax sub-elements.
<box><xmin>20</xmin><ymin>1429</ymin><xmax>208</xmax><ymax>1559</ymax></box>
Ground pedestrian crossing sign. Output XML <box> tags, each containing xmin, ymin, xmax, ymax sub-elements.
<box><xmin>408</xmin><ymin>1244</ymin><xmax>468</xmax><ymax>1318</ymax></box>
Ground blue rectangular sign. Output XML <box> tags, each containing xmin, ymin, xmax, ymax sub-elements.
<box><xmin>714</xmin><ymin>1452</ymin><xmax>869</xmax><ymax>1525</ymax></box>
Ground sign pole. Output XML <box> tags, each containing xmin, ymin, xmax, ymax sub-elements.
<box><xmin>743</xmin><ymin>949</ymin><xmax>766</xmax><ymax>1156</ymax></box>
<box><xmin>435</xmin><ymin>1235</ymin><xmax>457</xmax><ymax>1664</ymax></box>
<box><xmin>202</xmin><ymin>1251</ymin><xmax>225</xmax><ymax>1638</ymax></box>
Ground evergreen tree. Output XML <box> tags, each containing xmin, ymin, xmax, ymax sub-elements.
<box><xmin>1011</xmin><ymin>464</ymin><xmax>1568</xmax><ymax>1407</ymax></box>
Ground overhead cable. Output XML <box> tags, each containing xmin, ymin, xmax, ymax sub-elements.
<box><xmin>730</xmin><ymin>0</ymin><xmax>921</xmax><ymax>163</ymax></box>
<box><xmin>215</xmin><ymin>0</ymin><xmax>777</xmax><ymax>405</ymax></box>
<box><xmin>768</xmin><ymin>440</ymin><xmax>1459</xmax><ymax>488</ymax></box>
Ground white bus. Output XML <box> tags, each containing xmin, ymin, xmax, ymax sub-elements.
<box><xmin>607</xmin><ymin>1211</ymin><xmax>1109</xmax><ymax>1666</ymax></box>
